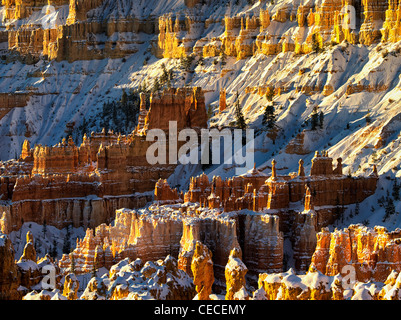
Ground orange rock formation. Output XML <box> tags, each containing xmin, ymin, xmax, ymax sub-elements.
<box><xmin>138</xmin><ymin>87</ymin><xmax>208</xmax><ymax>134</ymax></box>
<box><xmin>0</xmin><ymin>230</ymin><xmax>61</xmax><ymax>300</ymax></box>
<box><xmin>0</xmin><ymin>232</ymin><xmax>20</xmax><ymax>300</ymax></box>
<box><xmin>225</xmin><ymin>247</ymin><xmax>249</xmax><ymax>300</ymax></box>
<box><xmin>310</xmin><ymin>224</ymin><xmax>401</xmax><ymax>283</ymax></box>
<box><xmin>62</xmin><ymin>273</ymin><xmax>79</xmax><ymax>300</ymax></box>
<box><xmin>0</xmin><ymin>87</ymin><xmax>208</xmax><ymax>233</ymax></box>
<box><xmin>191</xmin><ymin>241</ymin><xmax>214</xmax><ymax>300</ymax></box>
<box><xmin>219</xmin><ymin>89</ymin><xmax>227</xmax><ymax>113</ymax></box>
<box><xmin>185</xmin><ymin>152</ymin><xmax>376</xmax><ymax>231</ymax></box>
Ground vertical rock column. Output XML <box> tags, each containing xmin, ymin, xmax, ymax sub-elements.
<box><xmin>225</xmin><ymin>247</ymin><xmax>249</xmax><ymax>300</ymax></box>
<box><xmin>191</xmin><ymin>241</ymin><xmax>214</xmax><ymax>300</ymax></box>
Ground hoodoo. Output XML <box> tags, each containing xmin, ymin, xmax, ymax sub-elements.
<box><xmin>0</xmin><ymin>0</ymin><xmax>401</xmax><ymax>303</ymax></box>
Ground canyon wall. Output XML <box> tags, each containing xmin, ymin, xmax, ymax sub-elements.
<box><xmin>0</xmin><ymin>87</ymin><xmax>208</xmax><ymax>232</ymax></box>
<box><xmin>310</xmin><ymin>224</ymin><xmax>401</xmax><ymax>282</ymax></box>
<box><xmin>0</xmin><ymin>93</ymin><xmax>31</xmax><ymax>121</ymax></box>
<box><xmin>155</xmin><ymin>0</ymin><xmax>400</xmax><ymax>59</ymax></box>
<box><xmin>136</xmin><ymin>87</ymin><xmax>208</xmax><ymax>134</ymax></box>
<box><xmin>0</xmin><ymin>230</ymin><xmax>61</xmax><ymax>300</ymax></box>
<box><xmin>185</xmin><ymin>152</ymin><xmax>377</xmax><ymax>231</ymax></box>
<box><xmin>1</xmin><ymin>0</ymin><xmax>401</xmax><ymax>63</ymax></box>
<box><xmin>2</xmin><ymin>0</ymin><xmax>156</xmax><ymax>62</ymax></box>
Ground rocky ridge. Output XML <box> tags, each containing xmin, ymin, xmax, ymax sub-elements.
<box><xmin>1</xmin><ymin>0</ymin><xmax>401</xmax><ymax>302</ymax></box>
<box><xmin>0</xmin><ymin>87</ymin><xmax>208</xmax><ymax>234</ymax></box>
<box><xmin>55</xmin><ymin>152</ymin><xmax>378</xmax><ymax>291</ymax></box>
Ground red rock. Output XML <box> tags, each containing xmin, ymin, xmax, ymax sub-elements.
<box><xmin>219</xmin><ymin>89</ymin><xmax>227</xmax><ymax>113</ymax></box>
<box><xmin>310</xmin><ymin>225</ymin><xmax>401</xmax><ymax>282</ymax></box>
<box><xmin>0</xmin><ymin>232</ymin><xmax>20</xmax><ymax>300</ymax></box>
<box><xmin>155</xmin><ymin>179</ymin><xmax>180</xmax><ymax>204</ymax></box>
<box><xmin>191</xmin><ymin>241</ymin><xmax>214</xmax><ymax>300</ymax></box>
<box><xmin>143</xmin><ymin>87</ymin><xmax>208</xmax><ymax>133</ymax></box>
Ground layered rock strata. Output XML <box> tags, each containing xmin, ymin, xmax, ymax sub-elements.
<box><xmin>0</xmin><ymin>230</ymin><xmax>61</xmax><ymax>300</ymax></box>
<box><xmin>0</xmin><ymin>93</ymin><xmax>31</xmax><ymax>121</ymax></box>
<box><xmin>0</xmin><ymin>87</ymin><xmax>208</xmax><ymax>232</ymax></box>
<box><xmin>136</xmin><ymin>87</ymin><xmax>208</xmax><ymax>135</ymax></box>
<box><xmin>0</xmin><ymin>231</ymin><xmax>20</xmax><ymax>299</ymax></box>
<box><xmin>225</xmin><ymin>247</ymin><xmax>249</xmax><ymax>300</ymax></box>
<box><xmin>58</xmin><ymin>204</ymin><xmax>284</xmax><ymax>290</ymax></box>
<box><xmin>191</xmin><ymin>241</ymin><xmax>214</xmax><ymax>300</ymax></box>
<box><xmin>155</xmin><ymin>0</ymin><xmax>400</xmax><ymax>59</ymax></box>
<box><xmin>310</xmin><ymin>224</ymin><xmax>401</xmax><ymax>282</ymax></box>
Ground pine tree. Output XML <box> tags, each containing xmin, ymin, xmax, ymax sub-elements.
<box><xmin>383</xmin><ymin>197</ymin><xmax>396</xmax><ymax>221</ymax></box>
<box><xmin>180</xmin><ymin>54</ymin><xmax>195</xmax><ymax>72</ymax></box>
<box><xmin>392</xmin><ymin>179</ymin><xmax>400</xmax><ymax>201</ymax></box>
<box><xmin>262</xmin><ymin>104</ymin><xmax>276</xmax><ymax>130</ymax></box>
<box><xmin>365</xmin><ymin>109</ymin><xmax>372</xmax><ymax>124</ymax></box>
<box><xmin>310</xmin><ymin>106</ymin><xmax>319</xmax><ymax>130</ymax></box>
<box><xmin>168</xmin><ymin>69</ymin><xmax>174</xmax><ymax>82</ymax></box>
<box><xmin>63</xmin><ymin>225</ymin><xmax>71</xmax><ymax>254</ymax></box>
<box><xmin>198</xmin><ymin>55</ymin><xmax>204</xmax><ymax>67</ymax></box>
<box><xmin>319</xmin><ymin>111</ymin><xmax>324</xmax><ymax>129</ymax></box>
<box><xmin>152</xmin><ymin>77</ymin><xmax>161</xmax><ymax>93</ymax></box>
<box><xmin>311</xmin><ymin>33</ymin><xmax>320</xmax><ymax>53</ymax></box>
<box><xmin>51</xmin><ymin>239</ymin><xmax>58</xmax><ymax>259</ymax></box>
<box><xmin>112</xmin><ymin>103</ymin><xmax>117</xmax><ymax>125</ymax></box>
<box><xmin>91</xmin><ymin>259</ymin><xmax>97</xmax><ymax>279</ymax></box>
<box><xmin>139</xmin><ymin>80</ymin><xmax>148</xmax><ymax>94</ymax></box>
<box><xmin>220</xmin><ymin>51</ymin><xmax>227</xmax><ymax>66</ymax></box>
<box><xmin>266</xmin><ymin>88</ymin><xmax>274</xmax><ymax>102</ymax></box>
<box><xmin>160</xmin><ymin>63</ymin><xmax>169</xmax><ymax>84</ymax></box>
<box><xmin>207</xmin><ymin>104</ymin><xmax>213</xmax><ymax>119</ymax></box>
<box><xmin>234</xmin><ymin>92</ymin><xmax>246</xmax><ymax>130</ymax></box>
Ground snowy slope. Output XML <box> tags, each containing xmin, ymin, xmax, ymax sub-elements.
<box><xmin>9</xmin><ymin>222</ymin><xmax>86</xmax><ymax>260</ymax></box>
<box><xmin>0</xmin><ymin>0</ymin><xmax>401</xmax><ymax>233</ymax></box>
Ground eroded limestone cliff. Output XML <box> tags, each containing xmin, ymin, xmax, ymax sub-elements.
<box><xmin>1</xmin><ymin>0</ymin><xmax>400</xmax><ymax>64</ymax></box>
<box><xmin>0</xmin><ymin>87</ymin><xmax>208</xmax><ymax>233</ymax></box>
<box><xmin>310</xmin><ymin>224</ymin><xmax>401</xmax><ymax>282</ymax></box>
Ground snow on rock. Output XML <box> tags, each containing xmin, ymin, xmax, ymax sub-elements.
<box><xmin>225</xmin><ymin>247</ymin><xmax>249</xmax><ymax>300</ymax></box>
<box><xmin>254</xmin><ymin>267</ymin><xmax>385</xmax><ymax>300</ymax></box>
<box><xmin>104</xmin><ymin>255</ymin><xmax>195</xmax><ymax>300</ymax></box>
<box><xmin>191</xmin><ymin>241</ymin><xmax>214</xmax><ymax>300</ymax></box>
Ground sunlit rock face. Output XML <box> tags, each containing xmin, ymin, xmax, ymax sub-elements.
<box><xmin>0</xmin><ymin>231</ymin><xmax>20</xmax><ymax>300</ymax></box>
<box><xmin>310</xmin><ymin>224</ymin><xmax>401</xmax><ymax>283</ymax></box>
<box><xmin>58</xmin><ymin>203</ymin><xmax>283</xmax><ymax>289</ymax></box>
<box><xmin>2</xmin><ymin>0</ymin><xmax>401</xmax><ymax>302</ymax></box>
<box><xmin>0</xmin><ymin>86</ymin><xmax>210</xmax><ymax>233</ymax></box>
